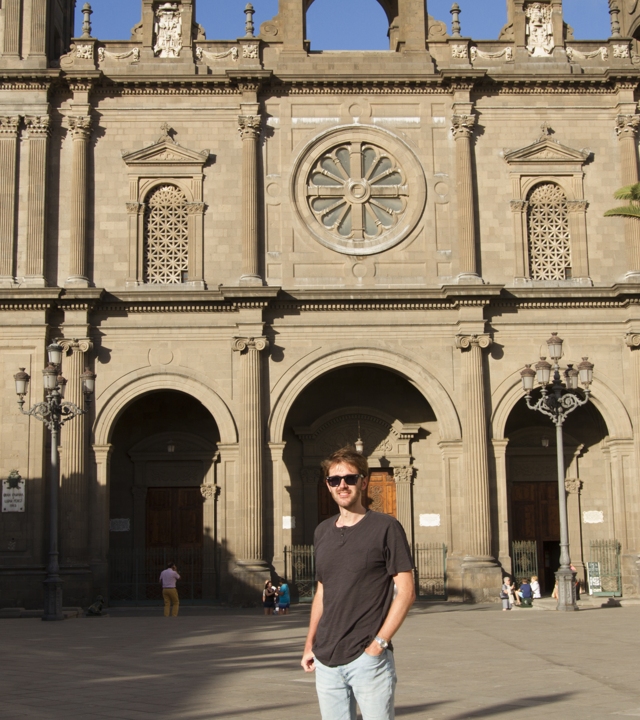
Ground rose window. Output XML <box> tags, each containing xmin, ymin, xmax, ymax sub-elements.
<box><xmin>307</xmin><ymin>143</ymin><xmax>408</xmax><ymax>242</ymax></box>
<box><xmin>143</xmin><ymin>184</ymin><xmax>189</xmax><ymax>284</ymax></box>
<box><xmin>292</xmin><ymin>127</ymin><xmax>426</xmax><ymax>255</ymax></box>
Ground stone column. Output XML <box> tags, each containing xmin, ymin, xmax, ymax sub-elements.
<box><xmin>66</xmin><ymin>116</ymin><xmax>92</xmax><ymax>287</ymax></box>
<box><xmin>625</xmin><ymin>332</ymin><xmax>640</xmax><ymax>589</ymax></box>
<box><xmin>615</xmin><ymin>114</ymin><xmax>640</xmax><ymax>280</ymax></box>
<box><xmin>493</xmin><ymin>438</ymin><xmax>511</xmax><ymax>572</ymax></box>
<box><xmin>200</xmin><ymin>456</ymin><xmax>220</xmax><ymax>601</ymax></box>
<box><xmin>24</xmin><ymin>116</ymin><xmax>51</xmax><ymax>287</ymax></box>
<box><xmin>301</xmin><ymin>467</ymin><xmax>320</xmax><ymax>545</ymax></box>
<box><xmin>59</xmin><ymin>338</ymin><xmax>92</xmax><ymax>566</ymax></box>
<box><xmin>0</xmin><ymin>117</ymin><xmax>20</xmax><ymax>286</ymax></box>
<box><xmin>91</xmin><ymin>444</ymin><xmax>112</xmax><ymax>598</ymax></box>
<box><xmin>393</xmin><ymin>466</ymin><xmax>414</xmax><ymax>544</ymax></box>
<box><xmin>238</xmin><ymin>115</ymin><xmax>263</xmax><ymax>286</ymax></box>
<box><xmin>232</xmin><ymin>336</ymin><xmax>269</xmax><ymax>583</ymax></box>
<box><xmin>452</xmin><ymin>113</ymin><xmax>480</xmax><ymax>283</ymax></box>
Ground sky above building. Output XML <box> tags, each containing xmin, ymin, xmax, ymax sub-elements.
<box><xmin>78</xmin><ymin>0</ymin><xmax>612</xmax><ymax>49</ymax></box>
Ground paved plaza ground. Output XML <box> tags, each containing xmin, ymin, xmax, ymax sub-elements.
<box><xmin>2</xmin><ymin>598</ymin><xmax>640</xmax><ymax>720</ymax></box>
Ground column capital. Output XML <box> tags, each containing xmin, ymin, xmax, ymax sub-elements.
<box><xmin>455</xmin><ymin>333</ymin><xmax>492</xmax><ymax>351</ymax></box>
<box><xmin>615</xmin><ymin>113</ymin><xmax>640</xmax><ymax>139</ymax></box>
<box><xmin>200</xmin><ymin>483</ymin><xmax>220</xmax><ymax>500</ymax></box>
<box><xmin>564</xmin><ymin>477</ymin><xmax>583</xmax><ymax>494</ymax></box>
<box><xmin>510</xmin><ymin>199</ymin><xmax>528</xmax><ymax>212</ymax></box>
<box><xmin>126</xmin><ymin>202</ymin><xmax>145</xmax><ymax>215</ymax></box>
<box><xmin>185</xmin><ymin>202</ymin><xmax>206</xmax><ymax>215</ymax></box>
<box><xmin>68</xmin><ymin>115</ymin><xmax>92</xmax><ymax>140</ymax></box>
<box><xmin>25</xmin><ymin>116</ymin><xmax>51</xmax><ymax>138</ymax></box>
<box><xmin>58</xmin><ymin>338</ymin><xmax>92</xmax><ymax>354</ymax></box>
<box><xmin>625</xmin><ymin>331</ymin><xmax>640</xmax><ymax>348</ymax></box>
<box><xmin>238</xmin><ymin>115</ymin><xmax>261</xmax><ymax>140</ymax></box>
<box><xmin>451</xmin><ymin>113</ymin><xmax>476</xmax><ymax>139</ymax></box>
<box><xmin>0</xmin><ymin>116</ymin><xmax>21</xmax><ymax>136</ymax></box>
<box><xmin>393</xmin><ymin>466</ymin><xmax>414</xmax><ymax>484</ymax></box>
<box><xmin>232</xmin><ymin>336</ymin><xmax>269</xmax><ymax>353</ymax></box>
<box><xmin>566</xmin><ymin>200</ymin><xmax>588</xmax><ymax>213</ymax></box>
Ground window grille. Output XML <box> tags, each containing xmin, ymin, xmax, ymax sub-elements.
<box><xmin>143</xmin><ymin>184</ymin><xmax>189</xmax><ymax>284</ymax></box>
<box><xmin>527</xmin><ymin>183</ymin><xmax>572</xmax><ymax>280</ymax></box>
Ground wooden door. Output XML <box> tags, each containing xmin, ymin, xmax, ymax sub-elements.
<box><xmin>146</xmin><ymin>487</ymin><xmax>203</xmax><ymax>550</ymax></box>
<box><xmin>363</xmin><ymin>470</ymin><xmax>397</xmax><ymax>518</ymax></box>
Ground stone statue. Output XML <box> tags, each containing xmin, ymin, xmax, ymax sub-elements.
<box><xmin>153</xmin><ymin>3</ymin><xmax>182</xmax><ymax>58</ymax></box>
<box><xmin>526</xmin><ymin>3</ymin><xmax>554</xmax><ymax>57</ymax></box>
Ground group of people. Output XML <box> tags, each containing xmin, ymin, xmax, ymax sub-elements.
<box><xmin>500</xmin><ymin>575</ymin><xmax>542</xmax><ymax>610</ymax></box>
<box><xmin>263</xmin><ymin>579</ymin><xmax>290</xmax><ymax>615</ymax></box>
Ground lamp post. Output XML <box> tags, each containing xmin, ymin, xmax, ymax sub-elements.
<box><xmin>13</xmin><ymin>343</ymin><xmax>96</xmax><ymax>621</ymax></box>
<box><xmin>520</xmin><ymin>333</ymin><xmax>593</xmax><ymax>611</ymax></box>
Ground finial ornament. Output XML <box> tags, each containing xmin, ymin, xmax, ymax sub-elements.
<box><xmin>450</xmin><ymin>3</ymin><xmax>461</xmax><ymax>39</ymax></box>
<box><xmin>81</xmin><ymin>3</ymin><xmax>93</xmax><ymax>39</ymax></box>
<box><xmin>609</xmin><ymin>1</ymin><xmax>622</xmax><ymax>39</ymax></box>
<box><xmin>244</xmin><ymin>3</ymin><xmax>255</xmax><ymax>38</ymax></box>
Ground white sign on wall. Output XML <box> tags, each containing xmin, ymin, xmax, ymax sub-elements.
<box><xmin>283</xmin><ymin>516</ymin><xmax>296</xmax><ymax>530</ymax></box>
<box><xmin>583</xmin><ymin>510</ymin><xmax>604</xmax><ymax>524</ymax></box>
<box><xmin>419</xmin><ymin>513</ymin><xmax>441</xmax><ymax>527</ymax></box>
<box><xmin>2</xmin><ymin>471</ymin><xmax>25</xmax><ymax>513</ymax></box>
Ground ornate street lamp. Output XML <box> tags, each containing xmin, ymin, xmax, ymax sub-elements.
<box><xmin>13</xmin><ymin>343</ymin><xmax>95</xmax><ymax>621</ymax></box>
<box><xmin>520</xmin><ymin>333</ymin><xmax>593</xmax><ymax>611</ymax></box>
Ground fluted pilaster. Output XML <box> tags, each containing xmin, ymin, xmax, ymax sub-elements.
<box><xmin>232</xmin><ymin>336</ymin><xmax>269</xmax><ymax>563</ymax></box>
<box><xmin>616</xmin><ymin>114</ymin><xmax>640</xmax><ymax>278</ymax></box>
<box><xmin>59</xmin><ymin>338</ymin><xmax>92</xmax><ymax>565</ymax></box>
<box><xmin>67</xmin><ymin>116</ymin><xmax>92</xmax><ymax>287</ymax></box>
<box><xmin>393</xmin><ymin>466</ymin><xmax>414</xmax><ymax>542</ymax></box>
<box><xmin>2</xmin><ymin>0</ymin><xmax>22</xmax><ymax>56</ymax></box>
<box><xmin>24</xmin><ymin>116</ymin><xmax>51</xmax><ymax>286</ymax></box>
<box><xmin>238</xmin><ymin>115</ymin><xmax>263</xmax><ymax>286</ymax></box>
<box><xmin>452</xmin><ymin>114</ymin><xmax>480</xmax><ymax>282</ymax></box>
<box><xmin>456</xmin><ymin>334</ymin><xmax>494</xmax><ymax>563</ymax></box>
<box><xmin>0</xmin><ymin>117</ymin><xmax>20</xmax><ymax>284</ymax></box>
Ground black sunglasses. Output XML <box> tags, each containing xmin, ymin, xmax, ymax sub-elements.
<box><xmin>326</xmin><ymin>474</ymin><xmax>362</xmax><ymax>488</ymax></box>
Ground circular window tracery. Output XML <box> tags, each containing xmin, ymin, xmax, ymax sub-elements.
<box><xmin>292</xmin><ymin>126</ymin><xmax>426</xmax><ymax>255</ymax></box>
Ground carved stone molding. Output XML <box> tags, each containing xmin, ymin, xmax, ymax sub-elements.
<box><xmin>613</xmin><ymin>43</ymin><xmax>630</xmax><ymax>59</ymax></box>
<box><xmin>232</xmin><ymin>337</ymin><xmax>269</xmax><ymax>354</ymax></box>
<box><xmin>98</xmin><ymin>47</ymin><xmax>140</xmax><ymax>63</ymax></box>
<box><xmin>126</xmin><ymin>202</ymin><xmax>145</xmax><ymax>215</ymax></box>
<box><xmin>196</xmin><ymin>46</ymin><xmax>238</xmax><ymax>63</ymax></box>
<box><xmin>0</xmin><ymin>117</ymin><xmax>20</xmax><ymax>136</ymax></box>
<box><xmin>566</xmin><ymin>200</ymin><xmax>588</xmax><ymax>213</ymax></box>
<box><xmin>566</xmin><ymin>46</ymin><xmax>608</xmax><ymax>61</ymax></box>
<box><xmin>238</xmin><ymin>115</ymin><xmax>261</xmax><ymax>140</ymax></box>
<box><xmin>185</xmin><ymin>202</ymin><xmax>206</xmax><ymax>215</ymax></box>
<box><xmin>200</xmin><ymin>484</ymin><xmax>220</xmax><ymax>499</ymax></box>
<box><xmin>625</xmin><ymin>332</ymin><xmax>640</xmax><ymax>348</ymax></box>
<box><xmin>510</xmin><ymin>200</ymin><xmax>528</xmax><ymax>212</ymax></box>
<box><xmin>24</xmin><ymin>116</ymin><xmax>51</xmax><ymax>138</ymax></box>
<box><xmin>68</xmin><ymin>116</ymin><xmax>92</xmax><ymax>140</ymax></box>
<box><xmin>615</xmin><ymin>114</ymin><xmax>640</xmax><ymax>138</ymax></box>
<box><xmin>565</xmin><ymin>477</ymin><xmax>583</xmax><ymax>494</ymax></box>
<box><xmin>525</xmin><ymin>2</ymin><xmax>554</xmax><ymax>57</ymax></box>
<box><xmin>75</xmin><ymin>44</ymin><xmax>94</xmax><ymax>60</ymax></box>
<box><xmin>451</xmin><ymin>44</ymin><xmax>468</xmax><ymax>59</ymax></box>
<box><xmin>393</xmin><ymin>466</ymin><xmax>414</xmax><ymax>484</ymax></box>
<box><xmin>154</xmin><ymin>2</ymin><xmax>182</xmax><ymax>58</ymax></box>
<box><xmin>242</xmin><ymin>44</ymin><xmax>259</xmax><ymax>59</ymax></box>
<box><xmin>455</xmin><ymin>334</ymin><xmax>492</xmax><ymax>351</ymax></box>
<box><xmin>59</xmin><ymin>338</ymin><xmax>92</xmax><ymax>354</ymax></box>
<box><xmin>470</xmin><ymin>46</ymin><xmax>513</xmax><ymax>62</ymax></box>
<box><xmin>451</xmin><ymin>113</ymin><xmax>476</xmax><ymax>139</ymax></box>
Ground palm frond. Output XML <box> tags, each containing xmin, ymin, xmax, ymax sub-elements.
<box><xmin>604</xmin><ymin>205</ymin><xmax>640</xmax><ymax>218</ymax></box>
<box><xmin>613</xmin><ymin>183</ymin><xmax>640</xmax><ymax>201</ymax></box>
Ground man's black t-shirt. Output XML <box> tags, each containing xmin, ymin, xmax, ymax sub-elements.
<box><xmin>312</xmin><ymin>510</ymin><xmax>413</xmax><ymax>667</ymax></box>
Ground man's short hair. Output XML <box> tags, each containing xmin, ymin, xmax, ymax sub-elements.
<box><xmin>167</xmin><ymin>561</ymin><xmax>175</xmax><ymax>568</ymax></box>
<box><xmin>321</xmin><ymin>447</ymin><xmax>368</xmax><ymax>479</ymax></box>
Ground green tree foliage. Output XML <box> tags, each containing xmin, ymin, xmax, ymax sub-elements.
<box><xmin>604</xmin><ymin>183</ymin><xmax>640</xmax><ymax>219</ymax></box>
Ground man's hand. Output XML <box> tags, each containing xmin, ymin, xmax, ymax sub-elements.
<box><xmin>301</xmin><ymin>649</ymin><xmax>316</xmax><ymax>672</ymax></box>
<box><xmin>364</xmin><ymin>640</ymin><xmax>385</xmax><ymax>657</ymax></box>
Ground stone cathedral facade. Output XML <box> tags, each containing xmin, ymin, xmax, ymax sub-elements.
<box><xmin>2</xmin><ymin>0</ymin><xmax>640</xmax><ymax>608</ymax></box>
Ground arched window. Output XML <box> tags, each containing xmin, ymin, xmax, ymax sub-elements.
<box><xmin>527</xmin><ymin>183</ymin><xmax>572</xmax><ymax>281</ymax></box>
<box><xmin>143</xmin><ymin>184</ymin><xmax>189</xmax><ymax>284</ymax></box>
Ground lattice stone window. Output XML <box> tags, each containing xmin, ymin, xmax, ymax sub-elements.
<box><xmin>143</xmin><ymin>184</ymin><xmax>189</xmax><ymax>284</ymax></box>
<box><xmin>527</xmin><ymin>183</ymin><xmax>572</xmax><ymax>280</ymax></box>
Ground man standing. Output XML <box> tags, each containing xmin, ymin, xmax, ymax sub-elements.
<box><xmin>159</xmin><ymin>562</ymin><xmax>181</xmax><ymax>617</ymax></box>
<box><xmin>301</xmin><ymin>447</ymin><xmax>415</xmax><ymax>720</ymax></box>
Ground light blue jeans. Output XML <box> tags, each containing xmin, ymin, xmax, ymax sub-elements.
<box><xmin>315</xmin><ymin>649</ymin><xmax>397</xmax><ymax>720</ymax></box>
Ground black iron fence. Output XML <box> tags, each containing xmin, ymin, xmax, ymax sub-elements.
<box><xmin>589</xmin><ymin>540</ymin><xmax>621</xmax><ymax>597</ymax></box>
<box><xmin>284</xmin><ymin>545</ymin><xmax>316</xmax><ymax>603</ymax></box>
<box><xmin>108</xmin><ymin>547</ymin><xmax>212</xmax><ymax>604</ymax></box>
<box><xmin>414</xmin><ymin>543</ymin><xmax>447</xmax><ymax>599</ymax></box>
<box><xmin>512</xmin><ymin>540</ymin><xmax>538</xmax><ymax>582</ymax></box>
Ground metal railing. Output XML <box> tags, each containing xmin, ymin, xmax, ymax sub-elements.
<box><xmin>589</xmin><ymin>540</ymin><xmax>621</xmax><ymax>597</ymax></box>
<box><xmin>108</xmin><ymin>547</ymin><xmax>209</xmax><ymax>604</ymax></box>
<box><xmin>284</xmin><ymin>545</ymin><xmax>316</xmax><ymax>603</ymax></box>
<box><xmin>414</xmin><ymin>543</ymin><xmax>447</xmax><ymax>599</ymax></box>
<box><xmin>512</xmin><ymin>540</ymin><xmax>538</xmax><ymax>582</ymax></box>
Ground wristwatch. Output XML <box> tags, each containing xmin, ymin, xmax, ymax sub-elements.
<box><xmin>375</xmin><ymin>636</ymin><xmax>389</xmax><ymax>650</ymax></box>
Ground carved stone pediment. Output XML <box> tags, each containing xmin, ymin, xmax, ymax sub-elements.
<box><xmin>122</xmin><ymin>137</ymin><xmax>209</xmax><ymax>167</ymax></box>
<box><xmin>504</xmin><ymin>137</ymin><xmax>589</xmax><ymax>166</ymax></box>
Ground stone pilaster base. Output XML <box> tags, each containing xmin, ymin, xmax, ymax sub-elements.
<box><xmin>461</xmin><ymin>559</ymin><xmax>503</xmax><ymax>603</ymax></box>
<box><xmin>230</xmin><ymin>560</ymin><xmax>271</xmax><ymax>606</ymax></box>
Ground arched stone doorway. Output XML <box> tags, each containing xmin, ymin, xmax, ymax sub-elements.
<box><xmin>281</xmin><ymin>364</ymin><xmax>438</xmax><ymax>548</ymax></box>
<box><xmin>108</xmin><ymin>390</ymin><xmax>220</xmax><ymax>603</ymax></box>
<box><xmin>504</xmin><ymin>398</ymin><xmax>609</xmax><ymax>594</ymax></box>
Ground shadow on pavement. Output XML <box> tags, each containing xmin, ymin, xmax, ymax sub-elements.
<box><xmin>444</xmin><ymin>693</ymin><xmax>575</xmax><ymax>719</ymax></box>
<box><xmin>396</xmin><ymin>701</ymin><xmax>449</xmax><ymax>716</ymax></box>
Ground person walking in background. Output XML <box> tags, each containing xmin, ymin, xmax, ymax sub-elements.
<box><xmin>277</xmin><ymin>581</ymin><xmax>291</xmax><ymax>615</ymax></box>
<box><xmin>301</xmin><ymin>447</ymin><xmax>415</xmax><ymax>720</ymax></box>
<box><xmin>263</xmin><ymin>580</ymin><xmax>277</xmax><ymax>616</ymax></box>
<box><xmin>159</xmin><ymin>562</ymin><xmax>180</xmax><ymax>617</ymax></box>
<box><xmin>531</xmin><ymin>575</ymin><xmax>541</xmax><ymax>599</ymax></box>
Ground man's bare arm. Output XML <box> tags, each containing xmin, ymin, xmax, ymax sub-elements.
<box><xmin>301</xmin><ymin>581</ymin><xmax>324</xmax><ymax>672</ymax></box>
<box><xmin>365</xmin><ymin>570</ymin><xmax>415</xmax><ymax>656</ymax></box>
